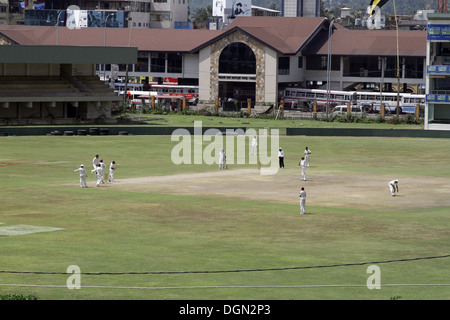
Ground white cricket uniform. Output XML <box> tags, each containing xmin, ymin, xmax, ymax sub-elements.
<box><xmin>388</xmin><ymin>179</ymin><xmax>399</xmax><ymax>196</ymax></box>
<box><xmin>93</xmin><ymin>157</ymin><xmax>99</xmax><ymax>170</ymax></box>
<box><xmin>92</xmin><ymin>165</ymin><xmax>103</xmax><ymax>187</ymax></box>
<box><xmin>304</xmin><ymin>149</ymin><xmax>311</xmax><ymax>167</ymax></box>
<box><xmin>99</xmin><ymin>162</ymin><xmax>106</xmax><ymax>183</ymax></box>
<box><xmin>109</xmin><ymin>162</ymin><xmax>116</xmax><ymax>182</ymax></box>
<box><xmin>299</xmin><ymin>189</ymin><xmax>306</xmax><ymax>214</ymax></box>
<box><xmin>251</xmin><ymin>136</ymin><xmax>258</xmax><ymax>155</ymax></box>
<box><xmin>300</xmin><ymin>159</ymin><xmax>306</xmax><ymax>181</ymax></box>
<box><xmin>219</xmin><ymin>150</ymin><xmax>226</xmax><ymax>169</ymax></box>
<box><xmin>74</xmin><ymin>167</ymin><xmax>88</xmax><ymax>188</ymax></box>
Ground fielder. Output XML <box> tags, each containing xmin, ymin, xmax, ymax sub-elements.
<box><xmin>73</xmin><ymin>164</ymin><xmax>88</xmax><ymax>188</ymax></box>
<box><xmin>388</xmin><ymin>179</ymin><xmax>399</xmax><ymax>196</ymax></box>
<box><xmin>304</xmin><ymin>147</ymin><xmax>311</xmax><ymax>167</ymax></box>
<box><xmin>109</xmin><ymin>161</ymin><xmax>117</xmax><ymax>182</ymax></box>
<box><xmin>251</xmin><ymin>135</ymin><xmax>258</xmax><ymax>155</ymax></box>
<box><xmin>92</xmin><ymin>164</ymin><xmax>103</xmax><ymax>187</ymax></box>
<box><xmin>92</xmin><ymin>154</ymin><xmax>99</xmax><ymax>171</ymax></box>
<box><xmin>299</xmin><ymin>157</ymin><xmax>306</xmax><ymax>181</ymax></box>
<box><xmin>99</xmin><ymin>159</ymin><xmax>107</xmax><ymax>184</ymax></box>
<box><xmin>299</xmin><ymin>187</ymin><xmax>306</xmax><ymax>214</ymax></box>
<box><xmin>219</xmin><ymin>149</ymin><xmax>226</xmax><ymax>170</ymax></box>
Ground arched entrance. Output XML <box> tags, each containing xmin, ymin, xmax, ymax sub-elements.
<box><xmin>218</xmin><ymin>42</ymin><xmax>256</xmax><ymax>109</ymax></box>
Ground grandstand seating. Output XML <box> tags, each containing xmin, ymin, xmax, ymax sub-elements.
<box><xmin>0</xmin><ymin>76</ymin><xmax>117</xmax><ymax>98</ymax></box>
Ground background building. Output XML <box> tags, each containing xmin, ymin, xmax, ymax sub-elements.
<box><xmin>282</xmin><ymin>0</ymin><xmax>320</xmax><ymax>17</ymax></box>
<box><xmin>0</xmin><ymin>0</ymin><xmax>189</xmax><ymax>29</ymax></box>
<box><xmin>425</xmin><ymin>13</ymin><xmax>450</xmax><ymax>130</ymax></box>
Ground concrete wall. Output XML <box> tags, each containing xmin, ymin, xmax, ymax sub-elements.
<box><xmin>198</xmin><ymin>47</ymin><xmax>212</xmax><ymax>102</ymax></box>
<box><xmin>1</xmin><ymin>126</ymin><xmax>449</xmax><ymax>139</ymax></box>
<box><xmin>264</xmin><ymin>47</ymin><xmax>278</xmax><ymax>103</ymax></box>
<box><xmin>286</xmin><ymin>127</ymin><xmax>450</xmax><ymax>138</ymax></box>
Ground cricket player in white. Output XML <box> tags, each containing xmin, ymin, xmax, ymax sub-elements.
<box><xmin>251</xmin><ymin>136</ymin><xmax>258</xmax><ymax>155</ymax></box>
<box><xmin>388</xmin><ymin>179</ymin><xmax>399</xmax><ymax>196</ymax></box>
<box><xmin>300</xmin><ymin>157</ymin><xmax>306</xmax><ymax>181</ymax></box>
<box><xmin>299</xmin><ymin>187</ymin><xmax>306</xmax><ymax>214</ymax></box>
<box><xmin>74</xmin><ymin>164</ymin><xmax>88</xmax><ymax>188</ymax></box>
<box><xmin>92</xmin><ymin>164</ymin><xmax>103</xmax><ymax>187</ymax></box>
<box><xmin>92</xmin><ymin>154</ymin><xmax>99</xmax><ymax>170</ymax></box>
<box><xmin>304</xmin><ymin>147</ymin><xmax>311</xmax><ymax>167</ymax></box>
<box><xmin>109</xmin><ymin>161</ymin><xmax>117</xmax><ymax>182</ymax></box>
<box><xmin>99</xmin><ymin>159</ymin><xmax>106</xmax><ymax>184</ymax></box>
<box><xmin>219</xmin><ymin>149</ymin><xmax>226</xmax><ymax>169</ymax></box>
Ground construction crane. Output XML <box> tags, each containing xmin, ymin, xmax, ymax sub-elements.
<box><xmin>437</xmin><ymin>0</ymin><xmax>448</xmax><ymax>13</ymax></box>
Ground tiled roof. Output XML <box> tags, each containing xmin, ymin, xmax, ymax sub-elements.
<box><xmin>0</xmin><ymin>25</ymin><xmax>223</xmax><ymax>52</ymax></box>
<box><xmin>0</xmin><ymin>18</ymin><xmax>426</xmax><ymax>57</ymax></box>
<box><xmin>313</xmin><ymin>29</ymin><xmax>426</xmax><ymax>57</ymax></box>
<box><xmin>224</xmin><ymin>16</ymin><xmax>327</xmax><ymax>54</ymax></box>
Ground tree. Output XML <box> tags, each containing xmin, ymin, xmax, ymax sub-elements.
<box><xmin>191</xmin><ymin>5</ymin><xmax>212</xmax><ymax>24</ymax></box>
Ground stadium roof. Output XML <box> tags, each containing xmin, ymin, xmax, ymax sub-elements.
<box><xmin>219</xmin><ymin>16</ymin><xmax>329</xmax><ymax>55</ymax></box>
<box><xmin>0</xmin><ymin>17</ymin><xmax>328</xmax><ymax>55</ymax></box>
<box><xmin>0</xmin><ymin>17</ymin><xmax>426</xmax><ymax>57</ymax></box>
<box><xmin>0</xmin><ymin>24</ymin><xmax>222</xmax><ymax>53</ymax></box>
<box><xmin>311</xmin><ymin>29</ymin><xmax>426</xmax><ymax>57</ymax></box>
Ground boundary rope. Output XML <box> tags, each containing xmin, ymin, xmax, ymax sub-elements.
<box><xmin>0</xmin><ymin>254</ymin><xmax>448</xmax><ymax>276</ymax></box>
<box><xmin>0</xmin><ymin>283</ymin><xmax>449</xmax><ymax>290</ymax></box>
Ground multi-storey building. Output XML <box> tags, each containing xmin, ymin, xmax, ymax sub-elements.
<box><xmin>0</xmin><ymin>0</ymin><xmax>189</xmax><ymax>29</ymax></box>
<box><xmin>425</xmin><ymin>13</ymin><xmax>450</xmax><ymax>130</ymax></box>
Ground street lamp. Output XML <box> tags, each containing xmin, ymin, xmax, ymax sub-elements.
<box><xmin>47</xmin><ymin>11</ymin><xmax>64</xmax><ymax>45</ymax></box>
<box><xmin>326</xmin><ymin>19</ymin><xmax>334</xmax><ymax>119</ymax></box>
<box><xmin>104</xmin><ymin>13</ymin><xmax>115</xmax><ymax>83</ymax></box>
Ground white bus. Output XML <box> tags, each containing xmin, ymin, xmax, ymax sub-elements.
<box><xmin>282</xmin><ymin>88</ymin><xmax>425</xmax><ymax>114</ymax></box>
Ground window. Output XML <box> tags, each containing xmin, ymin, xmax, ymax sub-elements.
<box><xmin>151</xmin><ymin>12</ymin><xmax>171</xmax><ymax>21</ymax></box>
<box><xmin>151</xmin><ymin>52</ymin><xmax>165</xmax><ymax>72</ymax></box>
<box><xmin>306</xmin><ymin>55</ymin><xmax>339</xmax><ymax>71</ymax></box>
<box><xmin>278</xmin><ymin>57</ymin><xmax>290</xmax><ymax>75</ymax></box>
<box><xmin>219</xmin><ymin>43</ymin><xmax>256</xmax><ymax>74</ymax></box>
<box><xmin>167</xmin><ymin>53</ymin><xmax>182</xmax><ymax>73</ymax></box>
<box><xmin>136</xmin><ymin>53</ymin><xmax>149</xmax><ymax>72</ymax></box>
<box><xmin>298</xmin><ymin>56</ymin><xmax>303</xmax><ymax>68</ymax></box>
<box><xmin>404</xmin><ymin>57</ymin><xmax>424</xmax><ymax>79</ymax></box>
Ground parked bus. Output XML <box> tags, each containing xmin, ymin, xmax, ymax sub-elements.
<box><xmin>282</xmin><ymin>88</ymin><xmax>425</xmax><ymax>114</ymax></box>
<box><xmin>113</xmin><ymin>82</ymin><xmax>145</xmax><ymax>94</ymax></box>
<box><xmin>150</xmin><ymin>84</ymin><xmax>199</xmax><ymax>105</ymax></box>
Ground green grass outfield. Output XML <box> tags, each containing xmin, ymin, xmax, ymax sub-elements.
<box><xmin>0</xmin><ymin>132</ymin><xmax>449</xmax><ymax>300</ymax></box>
<box><xmin>121</xmin><ymin>113</ymin><xmax>425</xmax><ymax>132</ymax></box>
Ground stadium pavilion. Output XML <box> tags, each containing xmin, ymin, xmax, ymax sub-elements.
<box><xmin>0</xmin><ymin>16</ymin><xmax>426</xmax><ymax>124</ymax></box>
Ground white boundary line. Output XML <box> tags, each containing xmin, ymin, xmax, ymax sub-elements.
<box><xmin>0</xmin><ymin>283</ymin><xmax>449</xmax><ymax>290</ymax></box>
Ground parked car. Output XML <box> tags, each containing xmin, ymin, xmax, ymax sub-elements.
<box><xmin>331</xmin><ymin>105</ymin><xmax>365</xmax><ymax>117</ymax></box>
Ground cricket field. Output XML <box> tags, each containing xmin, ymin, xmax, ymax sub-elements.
<box><xmin>0</xmin><ymin>128</ymin><xmax>449</xmax><ymax>301</ymax></box>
